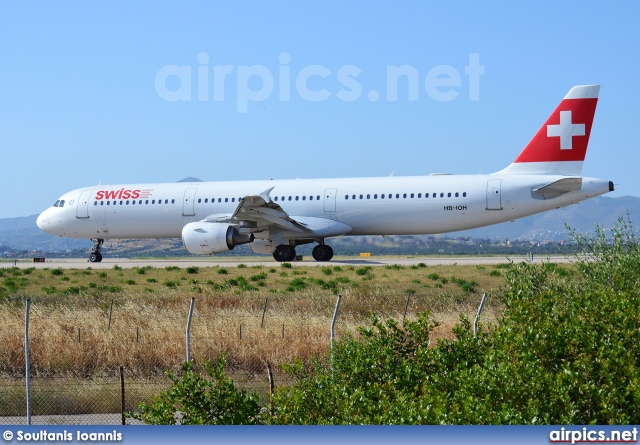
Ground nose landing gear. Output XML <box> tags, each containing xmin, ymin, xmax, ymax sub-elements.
<box><xmin>89</xmin><ymin>239</ymin><xmax>104</xmax><ymax>263</ymax></box>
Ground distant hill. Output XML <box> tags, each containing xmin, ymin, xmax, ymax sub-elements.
<box><xmin>3</xmin><ymin>196</ymin><xmax>638</xmax><ymax>257</ymax></box>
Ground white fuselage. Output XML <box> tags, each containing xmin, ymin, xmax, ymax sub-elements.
<box><xmin>37</xmin><ymin>173</ymin><xmax>612</xmax><ymax>242</ymax></box>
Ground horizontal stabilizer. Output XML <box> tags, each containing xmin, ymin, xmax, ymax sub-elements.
<box><xmin>531</xmin><ymin>177</ymin><xmax>582</xmax><ymax>199</ymax></box>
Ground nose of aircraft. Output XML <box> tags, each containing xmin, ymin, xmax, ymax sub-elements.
<box><xmin>37</xmin><ymin>208</ymin><xmax>54</xmax><ymax>234</ymax></box>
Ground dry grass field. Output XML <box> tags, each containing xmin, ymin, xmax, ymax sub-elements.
<box><xmin>0</xmin><ymin>261</ymin><xmax>515</xmax><ymax>378</ymax></box>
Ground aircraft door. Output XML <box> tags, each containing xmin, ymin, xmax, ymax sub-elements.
<box><xmin>486</xmin><ymin>179</ymin><xmax>503</xmax><ymax>210</ymax></box>
<box><xmin>182</xmin><ymin>188</ymin><xmax>197</xmax><ymax>216</ymax></box>
<box><xmin>324</xmin><ymin>188</ymin><xmax>337</xmax><ymax>212</ymax></box>
<box><xmin>76</xmin><ymin>190</ymin><xmax>92</xmax><ymax>219</ymax></box>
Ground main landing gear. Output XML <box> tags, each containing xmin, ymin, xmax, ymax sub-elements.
<box><xmin>312</xmin><ymin>244</ymin><xmax>333</xmax><ymax>262</ymax></box>
<box><xmin>272</xmin><ymin>243</ymin><xmax>334</xmax><ymax>262</ymax></box>
<box><xmin>273</xmin><ymin>245</ymin><xmax>296</xmax><ymax>262</ymax></box>
<box><xmin>89</xmin><ymin>239</ymin><xmax>104</xmax><ymax>263</ymax></box>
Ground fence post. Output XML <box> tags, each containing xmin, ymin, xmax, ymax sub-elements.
<box><xmin>331</xmin><ymin>295</ymin><xmax>342</xmax><ymax>351</ymax></box>
<box><xmin>119</xmin><ymin>365</ymin><xmax>125</xmax><ymax>425</ymax></box>
<box><xmin>186</xmin><ymin>297</ymin><xmax>195</xmax><ymax>362</ymax></box>
<box><xmin>108</xmin><ymin>299</ymin><xmax>114</xmax><ymax>330</ymax></box>
<box><xmin>25</xmin><ymin>298</ymin><xmax>31</xmax><ymax>425</ymax></box>
<box><xmin>266</xmin><ymin>361</ymin><xmax>274</xmax><ymax>417</ymax></box>
<box><xmin>474</xmin><ymin>293</ymin><xmax>488</xmax><ymax>337</ymax></box>
<box><xmin>403</xmin><ymin>294</ymin><xmax>411</xmax><ymax>323</ymax></box>
<box><xmin>260</xmin><ymin>298</ymin><xmax>268</xmax><ymax>328</ymax></box>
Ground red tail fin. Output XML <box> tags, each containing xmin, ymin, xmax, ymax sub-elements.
<box><xmin>497</xmin><ymin>85</ymin><xmax>599</xmax><ymax>176</ymax></box>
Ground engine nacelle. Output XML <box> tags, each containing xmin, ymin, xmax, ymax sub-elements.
<box><xmin>182</xmin><ymin>222</ymin><xmax>254</xmax><ymax>255</ymax></box>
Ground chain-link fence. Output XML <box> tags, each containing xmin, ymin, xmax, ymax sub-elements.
<box><xmin>1</xmin><ymin>285</ymin><xmax>490</xmax><ymax>425</ymax></box>
<box><xmin>0</xmin><ymin>293</ymin><xmax>366</xmax><ymax>425</ymax></box>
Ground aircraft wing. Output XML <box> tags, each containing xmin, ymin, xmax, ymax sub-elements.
<box><xmin>204</xmin><ymin>187</ymin><xmax>311</xmax><ymax>233</ymax></box>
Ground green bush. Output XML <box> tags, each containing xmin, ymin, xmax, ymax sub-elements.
<box><xmin>269</xmin><ymin>217</ymin><xmax>640</xmax><ymax>424</ymax></box>
<box><xmin>129</xmin><ymin>357</ymin><xmax>262</xmax><ymax>425</ymax></box>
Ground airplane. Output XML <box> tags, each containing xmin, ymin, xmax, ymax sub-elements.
<box><xmin>37</xmin><ymin>85</ymin><xmax>613</xmax><ymax>263</ymax></box>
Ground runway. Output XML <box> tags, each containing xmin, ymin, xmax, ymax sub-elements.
<box><xmin>2</xmin><ymin>254</ymin><xmax>572</xmax><ymax>269</ymax></box>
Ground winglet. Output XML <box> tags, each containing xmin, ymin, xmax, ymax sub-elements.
<box><xmin>259</xmin><ymin>187</ymin><xmax>274</xmax><ymax>203</ymax></box>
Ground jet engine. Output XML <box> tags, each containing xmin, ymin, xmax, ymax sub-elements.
<box><xmin>182</xmin><ymin>222</ymin><xmax>254</xmax><ymax>255</ymax></box>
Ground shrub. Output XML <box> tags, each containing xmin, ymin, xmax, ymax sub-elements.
<box><xmin>287</xmin><ymin>278</ymin><xmax>307</xmax><ymax>292</ymax></box>
<box><xmin>129</xmin><ymin>357</ymin><xmax>262</xmax><ymax>425</ymax></box>
<box><xmin>355</xmin><ymin>266</ymin><xmax>372</xmax><ymax>276</ymax></box>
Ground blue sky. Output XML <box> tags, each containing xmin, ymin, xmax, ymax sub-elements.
<box><xmin>1</xmin><ymin>1</ymin><xmax>638</xmax><ymax>219</ymax></box>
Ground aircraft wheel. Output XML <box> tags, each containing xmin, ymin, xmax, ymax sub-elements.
<box><xmin>312</xmin><ymin>244</ymin><xmax>333</xmax><ymax>261</ymax></box>
<box><xmin>273</xmin><ymin>245</ymin><xmax>296</xmax><ymax>262</ymax></box>
<box><xmin>90</xmin><ymin>253</ymin><xmax>99</xmax><ymax>263</ymax></box>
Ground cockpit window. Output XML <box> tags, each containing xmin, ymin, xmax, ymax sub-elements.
<box><xmin>53</xmin><ymin>200</ymin><xmax>65</xmax><ymax>208</ymax></box>
<box><xmin>53</xmin><ymin>200</ymin><xmax>60</xmax><ymax>207</ymax></box>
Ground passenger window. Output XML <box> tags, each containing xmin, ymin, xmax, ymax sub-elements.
<box><xmin>225</xmin><ymin>198</ymin><xmax>228</xmax><ymax>202</ymax></box>
<box><xmin>359</xmin><ymin>194</ymin><xmax>363</xmax><ymax>199</ymax></box>
<box><xmin>432</xmin><ymin>193</ymin><xmax>436</xmax><ymax>198</ymax></box>
<box><xmin>145</xmin><ymin>200</ymin><xmax>149</xmax><ymax>204</ymax></box>
<box><xmin>396</xmin><ymin>194</ymin><xmax>400</xmax><ymax>198</ymax></box>
<box><xmin>455</xmin><ymin>192</ymin><xmax>459</xmax><ymax>197</ymax></box>
<box><xmin>288</xmin><ymin>196</ymin><xmax>292</xmax><ymax>201</ymax></box>
<box><xmin>410</xmin><ymin>193</ymin><xmax>414</xmax><ymax>198</ymax></box>
<box><xmin>463</xmin><ymin>192</ymin><xmax>467</xmax><ymax>197</ymax></box>
<box><xmin>367</xmin><ymin>194</ymin><xmax>370</xmax><ymax>199</ymax></box>
<box><xmin>374</xmin><ymin>194</ymin><xmax>377</xmax><ymax>199</ymax></box>
<box><xmin>345</xmin><ymin>195</ymin><xmax>348</xmax><ymax>200</ymax></box>
<box><xmin>120</xmin><ymin>200</ymin><xmax>123</xmax><ymax>205</ymax></box>
<box><xmin>274</xmin><ymin>197</ymin><xmax>278</xmax><ymax>201</ymax></box>
<box><xmin>232</xmin><ymin>198</ymin><xmax>235</xmax><ymax>202</ymax></box>
<box><xmin>448</xmin><ymin>193</ymin><xmax>451</xmax><ymax>197</ymax></box>
<box><xmin>403</xmin><ymin>194</ymin><xmax>407</xmax><ymax>198</ymax></box>
<box><xmin>101</xmin><ymin>201</ymin><xmax>104</xmax><ymax>206</ymax></box>
<box><xmin>94</xmin><ymin>202</ymin><xmax>97</xmax><ymax>206</ymax></box>
<box><xmin>107</xmin><ymin>201</ymin><xmax>110</xmax><ymax>206</ymax></box>
<box><xmin>440</xmin><ymin>193</ymin><xmax>444</xmax><ymax>198</ymax></box>
<box><xmin>296</xmin><ymin>196</ymin><xmax>299</xmax><ymax>201</ymax></box>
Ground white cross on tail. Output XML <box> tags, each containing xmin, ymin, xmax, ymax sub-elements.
<box><xmin>547</xmin><ymin>110</ymin><xmax>585</xmax><ymax>150</ymax></box>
